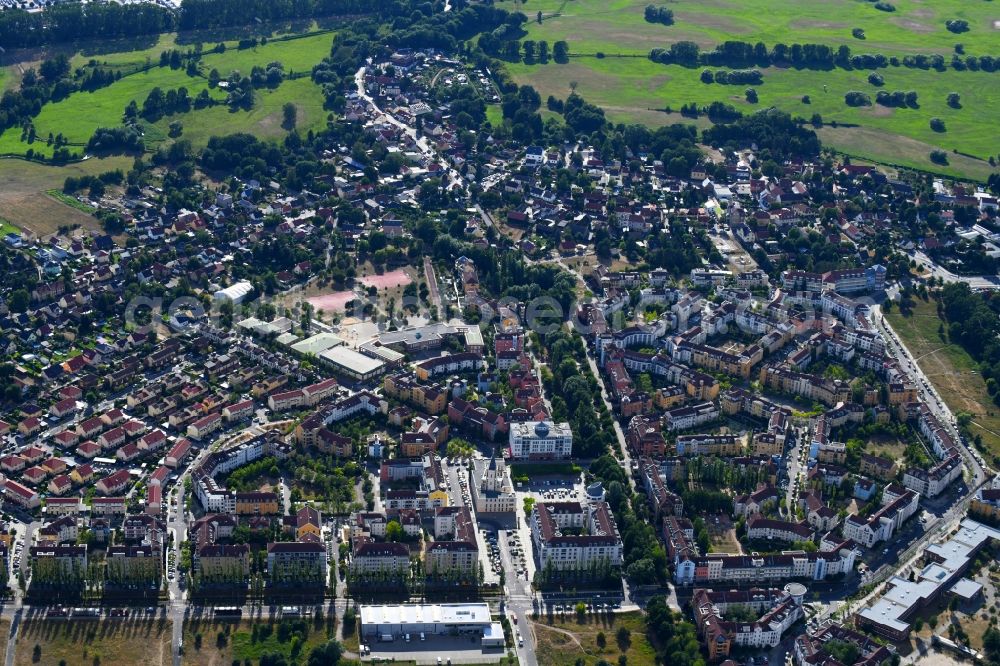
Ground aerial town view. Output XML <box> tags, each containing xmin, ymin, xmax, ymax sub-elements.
<box><xmin>0</xmin><ymin>0</ymin><xmax>999</xmax><ymax>665</ymax></box>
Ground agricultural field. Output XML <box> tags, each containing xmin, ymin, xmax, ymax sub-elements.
<box><xmin>14</xmin><ymin>618</ymin><xmax>171</xmax><ymax>666</ymax></box>
<box><xmin>886</xmin><ymin>298</ymin><xmax>1000</xmax><ymax>459</ymax></box>
<box><xmin>0</xmin><ymin>30</ymin><xmax>335</xmax><ymax>160</ymax></box>
<box><xmin>533</xmin><ymin>611</ymin><xmax>657</xmax><ymax>666</ymax></box>
<box><xmin>0</xmin><ymin>156</ymin><xmax>133</xmax><ymax>235</ymax></box>
<box><xmin>506</xmin><ymin>0</ymin><xmax>1000</xmax><ymax>180</ymax></box>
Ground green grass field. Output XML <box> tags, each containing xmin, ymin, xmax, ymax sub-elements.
<box><xmin>152</xmin><ymin>76</ymin><xmax>331</xmax><ymax>147</ymax></box>
<box><xmin>521</xmin><ymin>0</ymin><xmax>1000</xmax><ymax>56</ymax></box>
<box><xmin>507</xmin><ymin>0</ymin><xmax>1000</xmax><ymax>180</ymax></box>
<box><xmin>198</xmin><ymin>32</ymin><xmax>334</xmax><ymax>77</ymax></box>
<box><xmin>70</xmin><ymin>33</ymin><xmax>184</xmax><ymax>74</ymax></box>
<box><xmin>0</xmin><ymin>30</ymin><xmax>335</xmax><ymax>160</ymax></box>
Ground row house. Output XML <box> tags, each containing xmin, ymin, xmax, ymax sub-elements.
<box><xmin>222</xmin><ymin>400</ymin><xmax>254</xmax><ymax>422</ymax></box>
<box><xmin>746</xmin><ymin>517</ymin><xmax>813</xmax><ymax>543</ymax></box>
<box><xmin>96</xmin><ymin>469</ymin><xmax>132</xmax><ymax>496</ymax></box>
<box><xmin>414</xmin><ymin>352</ymin><xmax>484</xmax><ymax>381</ymax></box>
<box><xmin>675</xmin><ymin>433</ymin><xmax>742</xmax><ymax>457</ymax></box>
<box><xmin>91</xmin><ymin>496</ymin><xmax>127</xmax><ymax>516</ymax></box>
<box><xmin>4</xmin><ymin>480</ymin><xmax>41</xmax><ymax>509</ymax></box>
<box><xmin>165</xmin><ymin>438</ymin><xmax>193</xmax><ymax>468</ymax></box>
<box><xmin>187</xmin><ymin>412</ymin><xmax>223</xmax><ymax>441</ymax></box>
<box><xmin>663</xmin><ymin>402</ymin><xmax>720</xmax><ymax>432</ymax></box>
<box><xmin>675</xmin><ymin>546</ymin><xmax>858</xmax><ymax>586</ymax></box>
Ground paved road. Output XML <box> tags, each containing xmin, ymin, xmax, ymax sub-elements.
<box><xmin>423</xmin><ymin>256</ymin><xmax>442</xmax><ymax>313</ymax></box>
<box><xmin>498</xmin><ymin>529</ymin><xmax>537</xmax><ymax>666</ymax></box>
<box><xmin>354</xmin><ymin>65</ymin><xmax>464</xmax><ymax>191</ymax></box>
<box><xmin>909</xmin><ymin>250</ymin><xmax>1000</xmax><ymax>291</ymax></box>
<box><xmin>782</xmin><ymin>426</ymin><xmax>806</xmax><ymax>517</ymax></box>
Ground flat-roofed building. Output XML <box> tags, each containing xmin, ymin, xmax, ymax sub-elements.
<box><xmin>360</xmin><ymin>603</ymin><xmax>498</xmax><ymax>644</ymax></box>
<box><xmin>509</xmin><ymin>420</ymin><xmax>572</xmax><ymax>460</ymax></box>
<box><xmin>319</xmin><ymin>346</ymin><xmax>387</xmax><ymax>381</ymax></box>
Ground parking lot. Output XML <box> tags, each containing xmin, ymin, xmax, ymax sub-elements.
<box><xmin>441</xmin><ymin>456</ymin><xmax>501</xmax><ymax>585</ymax></box>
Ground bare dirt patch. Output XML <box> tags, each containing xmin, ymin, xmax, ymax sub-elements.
<box><xmin>0</xmin><ymin>156</ymin><xmax>132</xmax><ymax>236</ymax></box>
<box><xmin>789</xmin><ymin>19</ymin><xmax>851</xmax><ymax>30</ymax></box>
<box><xmin>890</xmin><ymin>17</ymin><xmax>935</xmax><ymax>33</ymax></box>
<box><xmin>306</xmin><ymin>290</ymin><xmax>358</xmax><ymax>312</ymax></box>
<box><xmin>359</xmin><ymin>268</ymin><xmax>413</xmax><ymax>290</ymax></box>
<box><xmin>867</xmin><ymin>104</ymin><xmax>895</xmax><ymax>118</ymax></box>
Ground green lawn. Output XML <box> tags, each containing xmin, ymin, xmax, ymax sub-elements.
<box><xmin>485</xmin><ymin>104</ymin><xmax>503</xmax><ymax>128</ymax></box>
<box><xmin>70</xmin><ymin>33</ymin><xmax>184</xmax><ymax>73</ymax></box>
<box><xmin>508</xmin><ymin>0</ymin><xmax>1000</xmax><ymax>180</ymax></box>
<box><xmin>150</xmin><ymin>76</ymin><xmax>330</xmax><ymax>147</ymax></box>
<box><xmin>198</xmin><ymin>32</ymin><xmax>334</xmax><ymax>78</ymax></box>
<box><xmin>0</xmin><ymin>219</ymin><xmax>19</xmax><ymax>237</ymax></box>
<box><xmin>886</xmin><ymin>298</ymin><xmax>1000</xmax><ymax>459</ymax></box>
<box><xmin>45</xmin><ymin>189</ymin><xmax>97</xmax><ymax>213</ymax></box>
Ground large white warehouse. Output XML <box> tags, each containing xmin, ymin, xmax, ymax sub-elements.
<box><xmin>359</xmin><ymin>603</ymin><xmax>502</xmax><ymax>645</ymax></box>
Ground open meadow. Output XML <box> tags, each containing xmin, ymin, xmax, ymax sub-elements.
<box><xmin>517</xmin><ymin>0</ymin><xmax>1000</xmax><ymax>56</ymax></box>
<box><xmin>506</xmin><ymin>0</ymin><xmax>1000</xmax><ymax>180</ymax></box>
<box><xmin>14</xmin><ymin>618</ymin><xmax>171</xmax><ymax>666</ymax></box>
<box><xmin>532</xmin><ymin>611</ymin><xmax>657</xmax><ymax>666</ymax></box>
<box><xmin>0</xmin><ymin>30</ymin><xmax>335</xmax><ymax>160</ymax></box>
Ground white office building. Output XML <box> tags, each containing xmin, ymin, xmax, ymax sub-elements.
<box><xmin>509</xmin><ymin>421</ymin><xmax>572</xmax><ymax>460</ymax></box>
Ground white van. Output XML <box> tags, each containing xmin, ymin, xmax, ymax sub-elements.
<box><xmin>420</xmin><ymin>632</ymin><xmax>426</xmax><ymax>641</ymax></box>
<box><xmin>405</xmin><ymin>633</ymin><xmax>411</xmax><ymax>643</ymax></box>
